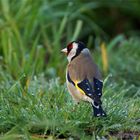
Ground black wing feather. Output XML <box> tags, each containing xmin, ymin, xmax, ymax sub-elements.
<box><xmin>93</xmin><ymin>78</ymin><xmax>103</xmax><ymax>97</ymax></box>
<box><xmin>67</xmin><ymin>72</ymin><xmax>103</xmax><ymax>106</ymax></box>
<box><xmin>77</xmin><ymin>79</ymin><xmax>102</xmax><ymax>105</ymax></box>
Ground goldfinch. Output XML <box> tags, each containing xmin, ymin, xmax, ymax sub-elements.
<box><xmin>61</xmin><ymin>41</ymin><xmax>106</xmax><ymax>117</ymax></box>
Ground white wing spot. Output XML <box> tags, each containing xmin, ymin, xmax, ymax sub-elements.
<box><xmin>87</xmin><ymin>88</ymin><xmax>90</xmax><ymax>90</ymax></box>
<box><xmin>93</xmin><ymin>104</ymin><xmax>99</xmax><ymax>109</ymax></box>
<box><xmin>97</xmin><ymin>114</ymin><xmax>100</xmax><ymax>116</ymax></box>
<box><xmin>97</xmin><ymin>88</ymin><xmax>100</xmax><ymax>90</ymax></box>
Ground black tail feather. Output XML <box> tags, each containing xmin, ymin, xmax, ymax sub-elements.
<box><xmin>92</xmin><ymin>102</ymin><xmax>106</xmax><ymax>117</ymax></box>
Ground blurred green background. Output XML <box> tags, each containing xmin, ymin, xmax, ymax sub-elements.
<box><xmin>0</xmin><ymin>0</ymin><xmax>140</xmax><ymax>139</ymax></box>
<box><xmin>0</xmin><ymin>0</ymin><xmax>140</xmax><ymax>80</ymax></box>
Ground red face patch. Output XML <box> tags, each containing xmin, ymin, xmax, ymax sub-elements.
<box><xmin>67</xmin><ymin>42</ymin><xmax>73</xmax><ymax>55</ymax></box>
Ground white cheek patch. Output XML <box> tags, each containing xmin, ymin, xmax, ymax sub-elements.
<box><xmin>67</xmin><ymin>42</ymin><xmax>78</xmax><ymax>62</ymax></box>
<box><xmin>72</xmin><ymin>42</ymin><xmax>78</xmax><ymax>50</ymax></box>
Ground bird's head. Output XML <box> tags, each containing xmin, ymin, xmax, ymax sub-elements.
<box><xmin>61</xmin><ymin>41</ymin><xmax>87</xmax><ymax>62</ymax></box>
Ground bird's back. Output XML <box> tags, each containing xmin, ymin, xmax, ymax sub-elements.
<box><xmin>67</xmin><ymin>51</ymin><xmax>102</xmax><ymax>83</ymax></box>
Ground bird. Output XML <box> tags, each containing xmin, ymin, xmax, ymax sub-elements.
<box><xmin>61</xmin><ymin>41</ymin><xmax>106</xmax><ymax>117</ymax></box>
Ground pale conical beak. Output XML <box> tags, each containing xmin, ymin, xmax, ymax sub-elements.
<box><xmin>61</xmin><ymin>48</ymin><xmax>67</xmax><ymax>54</ymax></box>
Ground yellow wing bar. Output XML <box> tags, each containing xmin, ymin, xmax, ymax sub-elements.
<box><xmin>74</xmin><ymin>81</ymin><xmax>86</xmax><ymax>95</ymax></box>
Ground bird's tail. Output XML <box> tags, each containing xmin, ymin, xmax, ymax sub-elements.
<box><xmin>92</xmin><ymin>102</ymin><xmax>106</xmax><ymax>117</ymax></box>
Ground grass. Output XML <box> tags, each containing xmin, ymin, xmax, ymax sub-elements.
<box><xmin>0</xmin><ymin>74</ymin><xmax>140</xmax><ymax>139</ymax></box>
<box><xmin>0</xmin><ymin>0</ymin><xmax>140</xmax><ymax>139</ymax></box>
<box><xmin>0</xmin><ymin>39</ymin><xmax>140</xmax><ymax>139</ymax></box>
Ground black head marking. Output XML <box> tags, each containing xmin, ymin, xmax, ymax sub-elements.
<box><xmin>67</xmin><ymin>41</ymin><xmax>86</xmax><ymax>60</ymax></box>
<box><xmin>75</xmin><ymin>41</ymin><xmax>86</xmax><ymax>54</ymax></box>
